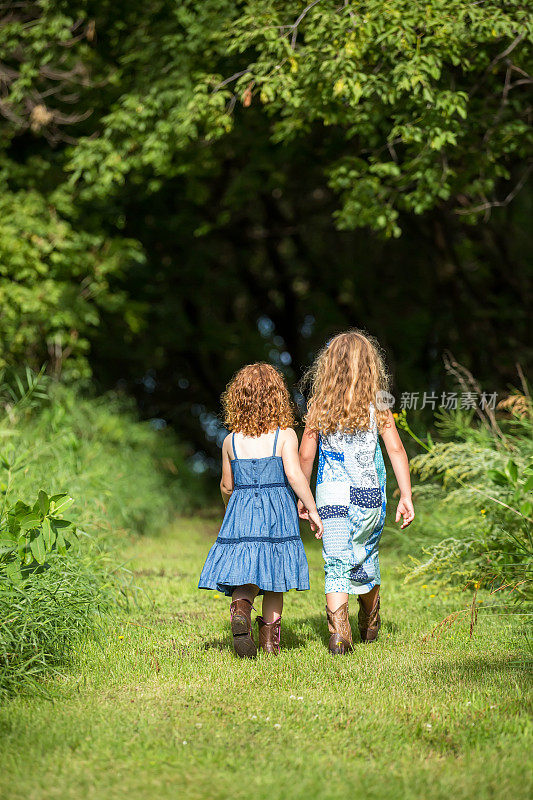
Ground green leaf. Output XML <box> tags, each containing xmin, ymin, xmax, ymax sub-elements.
<box><xmin>19</xmin><ymin>513</ymin><xmax>41</xmax><ymax>530</ymax></box>
<box><xmin>49</xmin><ymin>493</ymin><xmax>68</xmax><ymax>503</ymax></box>
<box><xmin>56</xmin><ymin>531</ymin><xmax>67</xmax><ymax>556</ymax></box>
<box><xmin>0</xmin><ymin>535</ymin><xmax>15</xmax><ymax>547</ymax></box>
<box><xmin>50</xmin><ymin>517</ymin><xmax>72</xmax><ymax>529</ymax></box>
<box><xmin>520</xmin><ymin>501</ymin><xmax>532</xmax><ymax>518</ymax></box>
<box><xmin>12</xmin><ymin>501</ymin><xmax>31</xmax><ymax>519</ymax></box>
<box><xmin>488</xmin><ymin>469</ymin><xmax>508</xmax><ymax>486</ymax></box>
<box><xmin>523</xmin><ymin>475</ymin><xmax>533</xmax><ymax>494</ymax></box>
<box><xmin>30</xmin><ymin>534</ymin><xmax>46</xmax><ymax>565</ymax></box>
<box><xmin>38</xmin><ymin>489</ymin><xmax>49</xmax><ymax>515</ymax></box>
<box><xmin>42</xmin><ymin>518</ymin><xmax>55</xmax><ymax>549</ymax></box>
<box><xmin>506</xmin><ymin>460</ymin><xmax>518</xmax><ymax>483</ymax></box>
<box><xmin>50</xmin><ymin>496</ymin><xmax>73</xmax><ymax>515</ymax></box>
<box><xmin>5</xmin><ymin>560</ymin><xmax>22</xmax><ymax>582</ymax></box>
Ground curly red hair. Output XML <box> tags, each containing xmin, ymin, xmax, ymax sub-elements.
<box><xmin>222</xmin><ymin>363</ymin><xmax>295</xmax><ymax>436</ymax></box>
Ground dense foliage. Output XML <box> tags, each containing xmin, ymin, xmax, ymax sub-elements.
<box><xmin>0</xmin><ymin>370</ymin><xmax>197</xmax><ymax>696</ymax></box>
<box><xmin>69</xmin><ymin>1</ymin><xmax>533</xmax><ymax>236</ymax></box>
<box><xmin>396</xmin><ymin>398</ymin><xmax>532</xmax><ymax>605</ymax></box>
<box><xmin>0</xmin><ymin>1</ymin><xmax>531</xmax><ymax>450</ymax></box>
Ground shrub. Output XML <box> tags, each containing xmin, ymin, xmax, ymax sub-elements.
<box><xmin>0</xmin><ymin>540</ymin><xmax>115</xmax><ymax>698</ymax></box>
<box><xmin>0</xmin><ymin>369</ymin><xmax>204</xmax><ymax>696</ymax></box>
<box><xmin>396</xmin><ymin>403</ymin><xmax>532</xmax><ymax>601</ymax></box>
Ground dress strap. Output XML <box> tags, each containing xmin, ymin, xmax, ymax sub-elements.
<box><xmin>272</xmin><ymin>427</ymin><xmax>280</xmax><ymax>456</ymax></box>
<box><xmin>231</xmin><ymin>432</ymin><xmax>238</xmax><ymax>459</ymax></box>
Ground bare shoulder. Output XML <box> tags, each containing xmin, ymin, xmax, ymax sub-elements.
<box><xmin>280</xmin><ymin>427</ymin><xmax>298</xmax><ymax>448</ymax></box>
<box><xmin>221</xmin><ymin>433</ymin><xmax>233</xmax><ymax>454</ymax></box>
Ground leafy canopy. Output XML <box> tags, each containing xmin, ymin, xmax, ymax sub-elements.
<box><xmin>70</xmin><ymin>0</ymin><xmax>533</xmax><ymax>236</ymax></box>
<box><xmin>0</xmin><ymin>0</ymin><xmax>531</xmax><ymax>398</ymax></box>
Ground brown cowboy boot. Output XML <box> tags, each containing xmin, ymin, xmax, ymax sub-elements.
<box><xmin>326</xmin><ymin>602</ymin><xmax>353</xmax><ymax>655</ymax></box>
<box><xmin>230</xmin><ymin>598</ymin><xmax>257</xmax><ymax>658</ymax></box>
<box><xmin>357</xmin><ymin>591</ymin><xmax>381</xmax><ymax>642</ymax></box>
<box><xmin>257</xmin><ymin>616</ymin><xmax>281</xmax><ymax>655</ymax></box>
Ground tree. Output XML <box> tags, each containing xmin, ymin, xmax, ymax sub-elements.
<box><xmin>0</xmin><ymin>1</ymin><xmax>531</xmax><ymax>450</ymax></box>
<box><xmin>0</xmin><ymin>1</ymin><xmax>143</xmax><ymax>378</ymax></box>
<box><xmin>69</xmin><ymin>1</ymin><xmax>533</xmax><ymax>236</ymax></box>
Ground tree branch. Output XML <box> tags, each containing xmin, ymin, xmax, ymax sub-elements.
<box><xmin>289</xmin><ymin>0</ymin><xmax>323</xmax><ymax>50</ymax></box>
<box><xmin>455</xmin><ymin>164</ymin><xmax>533</xmax><ymax>217</ymax></box>
<box><xmin>212</xmin><ymin>69</ymin><xmax>250</xmax><ymax>92</ymax></box>
<box><xmin>469</xmin><ymin>32</ymin><xmax>525</xmax><ymax>96</ymax></box>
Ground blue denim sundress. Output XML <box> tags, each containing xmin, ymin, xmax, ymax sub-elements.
<box><xmin>198</xmin><ymin>428</ymin><xmax>310</xmax><ymax>596</ymax></box>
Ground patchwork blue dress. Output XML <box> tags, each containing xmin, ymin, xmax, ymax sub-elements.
<box><xmin>198</xmin><ymin>428</ymin><xmax>310</xmax><ymax>596</ymax></box>
<box><xmin>317</xmin><ymin>406</ymin><xmax>387</xmax><ymax>595</ymax></box>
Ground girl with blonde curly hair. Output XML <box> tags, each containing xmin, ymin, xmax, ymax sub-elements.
<box><xmin>298</xmin><ymin>330</ymin><xmax>414</xmax><ymax>653</ymax></box>
<box><xmin>199</xmin><ymin>363</ymin><xmax>322</xmax><ymax>658</ymax></box>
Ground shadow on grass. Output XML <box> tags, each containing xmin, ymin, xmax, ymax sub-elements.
<box><xmin>203</xmin><ymin>621</ymin><xmax>314</xmax><ymax>653</ymax></box>
<box><xmin>202</xmin><ymin>615</ymin><xmax>401</xmax><ymax>653</ymax></box>
<box><xmin>203</xmin><ymin>637</ymin><xmax>231</xmax><ymax>652</ymax></box>
<box><xmin>302</xmin><ymin>613</ymin><xmax>400</xmax><ymax>647</ymax></box>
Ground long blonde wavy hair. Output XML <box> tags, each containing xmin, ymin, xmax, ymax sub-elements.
<box><xmin>222</xmin><ymin>363</ymin><xmax>295</xmax><ymax>436</ymax></box>
<box><xmin>302</xmin><ymin>330</ymin><xmax>390</xmax><ymax>434</ymax></box>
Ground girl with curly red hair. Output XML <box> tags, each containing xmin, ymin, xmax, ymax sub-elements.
<box><xmin>199</xmin><ymin>363</ymin><xmax>322</xmax><ymax>658</ymax></box>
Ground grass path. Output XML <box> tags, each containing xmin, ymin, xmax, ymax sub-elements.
<box><xmin>0</xmin><ymin>516</ymin><xmax>531</xmax><ymax>800</ymax></box>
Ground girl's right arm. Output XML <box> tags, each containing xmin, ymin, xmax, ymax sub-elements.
<box><xmin>281</xmin><ymin>429</ymin><xmax>323</xmax><ymax>538</ymax></box>
<box><xmin>298</xmin><ymin>426</ymin><xmax>319</xmax><ymax>520</ymax></box>
<box><xmin>299</xmin><ymin>425</ymin><xmax>318</xmax><ymax>482</ymax></box>
<box><xmin>220</xmin><ymin>435</ymin><xmax>234</xmax><ymax>507</ymax></box>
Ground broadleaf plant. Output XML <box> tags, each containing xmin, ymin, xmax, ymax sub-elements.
<box><xmin>0</xmin><ymin>488</ymin><xmax>76</xmax><ymax>581</ymax></box>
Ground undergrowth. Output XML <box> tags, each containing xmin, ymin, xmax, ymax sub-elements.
<box><xmin>0</xmin><ymin>369</ymin><xmax>204</xmax><ymax>697</ymax></box>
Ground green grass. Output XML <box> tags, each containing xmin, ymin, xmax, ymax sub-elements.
<box><xmin>0</xmin><ymin>516</ymin><xmax>531</xmax><ymax>800</ymax></box>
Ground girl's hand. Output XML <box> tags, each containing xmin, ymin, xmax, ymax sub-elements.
<box><xmin>297</xmin><ymin>499</ymin><xmax>309</xmax><ymax>520</ymax></box>
<box><xmin>308</xmin><ymin>509</ymin><xmax>324</xmax><ymax>539</ymax></box>
<box><xmin>396</xmin><ymin>495</ymin><xmax>415</xmax><ymax>529</ymax></box>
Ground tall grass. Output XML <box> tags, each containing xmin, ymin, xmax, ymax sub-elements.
<box><xmin>0</xmin><ymin>548</ymin><xmax>116</xmax><ymax>697</ymax></box>
<box><xmin>1</xmin><ymin>378</ymin><xmax>199</xmax><ymax>537</ymax></box>
<box><xmin>398</xmin><ymin>403</ymin><xmax>532</xmax><ymax>594</ymax></box>
<box><xmin>389</xmin><ymin>385</ymin><xmax>533</xmax><ymax>652</ymax></box>
<box><xmin>0</xmin><ymin>370</ymin><xmax>204</xmax><ymax>697</ymax></box>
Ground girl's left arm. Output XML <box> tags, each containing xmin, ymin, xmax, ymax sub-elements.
<box><xmin>380</xmin><ymin>410</ymin><xmax>415</xmax><ymax>529</ymax></box>
<box><xmin>220</xmin><ymin>436</ymin><xmax>234</xmax><ymax>507</ymax></box>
